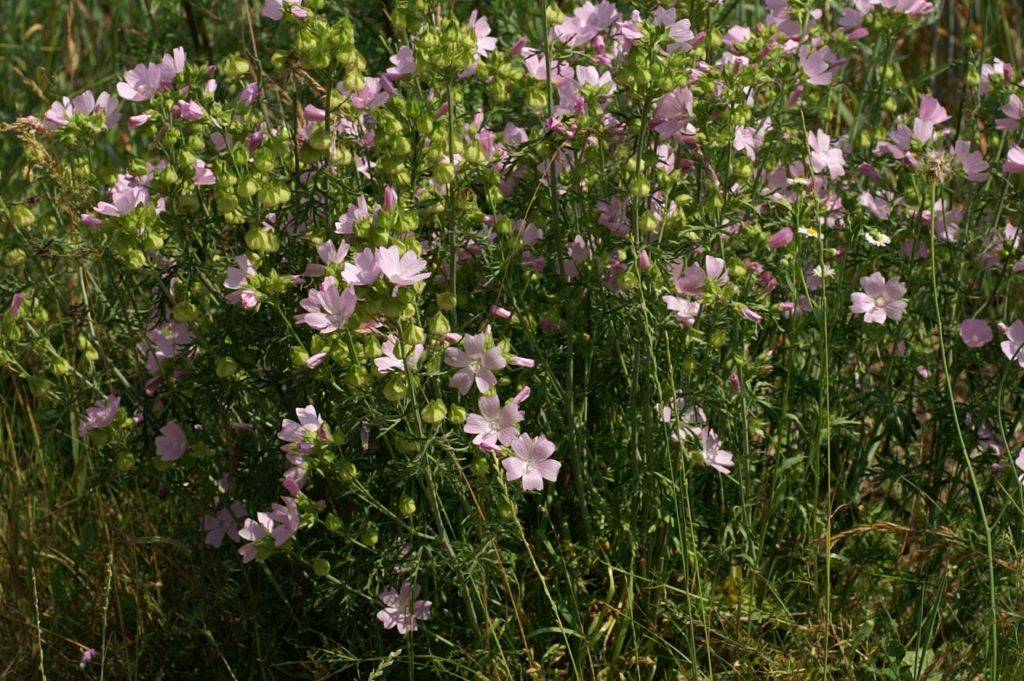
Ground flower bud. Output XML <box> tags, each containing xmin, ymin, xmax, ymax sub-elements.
<box><xmin>172</xmin><ymin>301</ymin><xmax>199</xmax><ymax>323</ymax></box>
<box><xmin>420</xmin><ymin>399</ymin><xmax>447</xmax><ymax>424</ymax></box>
<box><xmin>313</xmin><ymin>558</ymin><xmax>331</xmax><ymax>577</ymax></box>
<box><xmin>437</xmin><ymin>292</ymin><xmax>458</xmax><ymax>311</ymax></box>
<box><xmin>449</xmin><ymin>404</ymin><xmax>467</xmax><ymax>425</ymax></box>
<box><xmin>399</xmin><ymin>496</ymin><xmax>417</xmax><ymax>517</ymax></box>
<box><xmin>215</xmin><ymin>356</ymin><xmax>239</xmax><ymax>378</ymax></box>
<box><xmin>3</xmin><ymin>248</ymin><xmax>27</xmax><ymax>268</ymax></box>
<box><xmin>11</xmin><ymin>206</ymin><xmax>35</xmax><ymax>229</ymax></box>
<box><xmin>245</xmin><ymin>227</ymin><xmax>281</xmax><ymax>253</ymax></box>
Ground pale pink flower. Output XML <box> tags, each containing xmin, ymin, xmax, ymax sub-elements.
<box><xmin>78</xmin><ymin>395</ymin><xmax>121</xmax><ymax>437</ymax></box>
<box><xmin>303</xmin><ymin>240</ymin><xmax>350</xmax><ymax>279</ymax></box>
<box><xmin>698</xmin><ymin>428</ymin><xmax>734</xmax><ymax>475</ymax></box>
<box><xmin>342</xmin><ymin>248</ymin><xmax>381</xmax><ymax>286</ymax></box>
<box><xmin>376</xmin><ymin>246</ymin><xmax>430</xmax><ymax>288</ymax></box>
<box><xmin>444</xmin><ymin>333</ymin><xmax>506</xmax><ymax>395</ymax></box>
<box><xmin>1000</xmin><ymin>320</ymin><xmax>1024</xmax><ymax>366</ymax></box>
<box><xmin>278</xmin><ymin>405</ymin><xmax>326</xmax><ymax>454</ymax></box>
<box><xmin>960</xmin><ymin>319</ymin><xmax>993</xmax><ymax>348</ymax></box>
<box><xmin>335</xmin><ymin>195</ymin><xmax>372</xmax><ymax>234</ymax></box>
<box><xmin>238</xmin><ymin>513</ymin><xmax>272</xmax><ymax>562</ymax></box>
<box><xmin>850</xmin><ymin>272</ymin><xmax>907</xmax><ymax>324</ymax></box>
<box><xmin>174</xmin><ymin>99</ymin><xmax>206</xmax><ymax>121</ymax></box>
<box><xmin>202</xmin><ymin>501</ymin><xmax>247</xmax><ymax>548</ymax></box>
<box><xmin>465</xmin><ymin>394</ymin><xmax>524</xmax><ymax>448</ymax></box>
<box><xmin>799</xmin><ymin>45</ymin><xmax>845</xmax><ymax>85</ymax></box>
<box><xmin>468</xmin><ymin>11</ymin><xmax>497</xmax><ymax>57</ymax></box>
<box><xmin>224</xmin><ymin>255</ymin><xmax>260</xmax><ymax>309</ymax></box>
<box><xmin>954</xmin><ymin>140</ymin><xmax>989</xmax><ymax>182</ymax></box>
<box><xmin>155</xmin><ymin>421</ymin><xmax>188</xmax><ymax>462</ymax></box>
<box><xmin>672</xmin><ymin>255</ymin><xmax>729</xmax><ymax>296</ymax></box>
<box><xmin>807</xmin><ymin>130</ymin><xmax>845</xmax><ymax>179</ymax></box>
<box><xmin>996</xmin><ymin>94</ymin><xmax>1023</xmax><ymax>131</ymax></box>
<box><xmin>663</xmin><ymin>295</ymin><xmax>701</xmax><ymax>327</ymax></box>
<box><xmin>295</xmin><ymin>277</ymin><xmax>358</xmax><ymax>333</ymax></box>
<box><xmin>502</xmin><ymin>433</ymin><xmax>561</xmax><ymax>491</ymax></box>
<box><xmin>1002</xmin><ymin>146</ymin><xmax>1024</xmax><ymax>174</ymax></box>
<box><xmin>652</xmin><ymin>88</ymin><xmax>694</xmax><ymax>140</ymax></box>
<box><xmin>385</xmin><ymin>46</ymin><xmax>416</xmax><ymax>81</ymax></box>
<box><xmin>733</xmin><ymin>118</ymin><xmax>771</xmax><ymax>161</ymax></box>
<box><xmin>553</xmin><ymin>1</ymin><xmax>620</xmax><ymax>46</ymax></box>
<box><xmin>374</xmin><ymin>335</ymin><xmax>424</xmax><ymax>373</ymax></box>
<box><xmin>193</xmin><ymin>159</ymin><xmax>216</xmax><ymax>186</ymax></box>
<box><xmin>377</xmin><ymin>581</ymin><xmax>432</xmax><ymax>634</ymax></box>
<box><xmin>262</xmin><ymin>0</ymin><xmax>306</xmax><ymax>20</ymax></box>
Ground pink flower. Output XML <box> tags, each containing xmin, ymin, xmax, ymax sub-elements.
<box><xmin>723</xmin><ymin>25</ymin><xmax>752</xmax><ymax>47</ymax></box>
<box><xmin>174</xmin><ymin>99</ymin><xmax>206</xmax><ymax>121</ymax></box>
<box><xmin>117</xmin><ymin>62</ymin><xmax>165</xmax><ymax>102</ymax></box>
<box><xmin>954</xmin><ymin>141</ymin><xmax>989</xmax><ymax>182</ymax></box>
<box><xmin>997</xmin><ymin>94</ymin><xmax>1023</xmax><ymax>131</ymax></box>
<box><xmin>807</xmin><ymin>130</ymin><xmax>845</xmax><ymax>179</ymax></box>
<box><xmin>468</xmin><ymin>11</ymin><xmax>497</xmax><ymax>58</ymax></box>
<box><xmin>376</xmin><ymin>246</ymin><xmax>430</xmax><ymax>288</ymax></box>
<box><xmin>1016</xmin><ymin>449</ymin><xmax>1024</xmax><ymax>484</ymax></box>
<box><xmin>94</xmin><ymin>176</ymin><xmax>149</xmax><ymax>217</ymax></box>
<box><xmin>342</xmin><ymin>248</ymin><xmax>381</xmax><ymax>286</ymax></box>
<box><xmin>117</xmin><ymin>48</ymin><xmax>185</xmax><ymax>102</ymax></box>
<box><xmin>698</xmin><ymin>428</ymin><xmax>734</xmax><ymax>475</ymax></box>
<box><xmin>652</xmin><ymin>88</ymin><xmax>694</xmax><ymax>140</ymax></box>
<box><xmin>237</xmin><ymin>83</ymin><xmax>258</xmax><ymax>106</ymax></box>
<box><xmin>303</xmin><ymin>240</ymin><xmax>349</xmax><ymax>279</ymax></box>
<box><xmin>296</xmin><ymin>277</ymin><xmax>358</xmax><ymax>333</ymax></box>
<box><xmin>224</xmin><ymin>255</ymin><xmax>260</xmax><ymax>309</ymax></box>
<box><xmin>444</xmin><ymin>333</ymin><xmax>507</xmax><ymax>395</ymax></box>
<box><xmin>502</xmin><ymin>433</ymin><xmax>561</xmax><ymax>491</ymax></box>
<box><xmin>335</xmin><ymin>195</ymin><xmax>372</xmax><ymax>234</ymax></box>
<box><xmin>237</xmin><ymin>514</ymin><xmax>272</xmax><ymax>562</ymax></box>
<box><xmin>155</xmin><ymin>421</ymin><xmax>188</xmax><ymax>461</ymax></box>
<box><xmin>799</xmin><ymin>45</ymin><xmax>845</xmax><ymax>85</ymax></box>
<box><xmin>385</xmin><ymin>46</ymin><xmax>416</xmax><ymax>81</ymax></box>
<box><xmin>465</xmin><ymin>394</ymin><xmax>524</xmax><ymax>448</ymax></box>
<box><xmin>672</xmin><ymin>255</ymin><xmax>729</xmax><ymax>296</ymax></box>
<box><xmin>202</xmin><ymin>501</ymin><xmax>247</xmax><ymax>548</ymax></box>
<box><xmin>78</xmin><ymin>395</ymin><xmax>121</xmax><ymax>437</ymax></box>
<box><xmin>193</xmin><ymin>159</ymin><xmax>216</xmax><ymax>186</ymax></box>
<box><xmin>278</xmin><ymin>405</ymin><xmax>326</xmax><ymax>453</ymax></box>
<box><xmin>732</xmin><ymin>118</ymin><xmax>771</xmax><ymax>161</ymax></box>
<box><xmin>960</xmin><ymin>319</ymin><xmax>993</xmax><ymax>348</ymax></box>
<box><xmin>377</xmin><ymin>581</ymin><xmax>432</xmax><ymax>635</ymax></box>
<box><xmin>262</xmin><ymin>0</ymin><xmax>306</xmax><ymax>20</ymax></box>
<box><xmin>1000</xmin><ymin>320</ymin><xmax>1024</xmax><ymax>366</ymax></box>
<box><xmin>1003</xmin><ymin>146</ymin><xmax>1024</xmax><ymax>174</ymax></box>
<box><xmin>850</xmin><ymin>272</ymin><xmax>907</xmax><ymax>324</ymax></box>
<box><xmin>767</xmin><ymin>227</ymin><xmax>794</xmax><ymax>249</ymax></box>
<box><xmin>663</xmin><ymin>295</ymin><xmax>701</xmax><ymax>327</ymax></box>
<box><xmin>44</xmin><ymin>91</ymin><xmax>120</xmax><ymax>129</ymax></box>
<box><xmin>553</xmin><ymin>1</ymin><xmax>620</xmax><ymax>46</ymax></box>
<box><xmin>374</xmin><ymin>335</ymin><xmax>424</xmax><ymax>373</ymax></box>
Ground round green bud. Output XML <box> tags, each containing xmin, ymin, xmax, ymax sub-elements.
<box><xmin>11</xmin><ymin>206</ymin><xmax>35</xmax><ymax>229</ymax></box>
<box><xmin>449</xmin><ymin>404</ymin><xmax>467</xmax><ymax>426</ymax></box>
<box><xmin>3</xmin><ymin>248</ymin><xmax>27</xmax><ymax>268</ymax></box>
<box><xmin>313</xmin><ymin>558</ymin><xmax>331</xmax><ymax>577</ymax></box>
<box><xmin>399</xmin><ymin>496</ymin><xmax>417</xmax><ymax>517</ymax></box>
<box><xmin>215</xmin><ymin>356</ymin><xmax>240</xmax><ymax>378</ymax></box>
<box><xmin>420</xmin><ymin>399</ymin><xmax>447</xmax><ymax>424</ymax></box>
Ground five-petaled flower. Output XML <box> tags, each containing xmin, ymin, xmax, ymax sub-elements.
<box><xmin>445</xmin><ymin>333</ymin><xmax>507</xmax><ymax>395</ymax></box>
<box><xmin>377</xmin><ymin>581</ymin><xmax>432</xmax><ymax>634</ymax></box>
<box><xmin>850</xmin><ymin>272</ymin><xmax>907</xmax><ymax>324</ymax></box>
<box><xmin>502</xmin><ymin>433</ymin><xmax>561</xmax><ymax>491</ymax></box>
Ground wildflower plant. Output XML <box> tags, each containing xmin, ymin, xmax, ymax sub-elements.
<box><xmin>3</xmin><ymin>0</ymin><xmax>1024</xmax><ymax>677</ymax></box>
